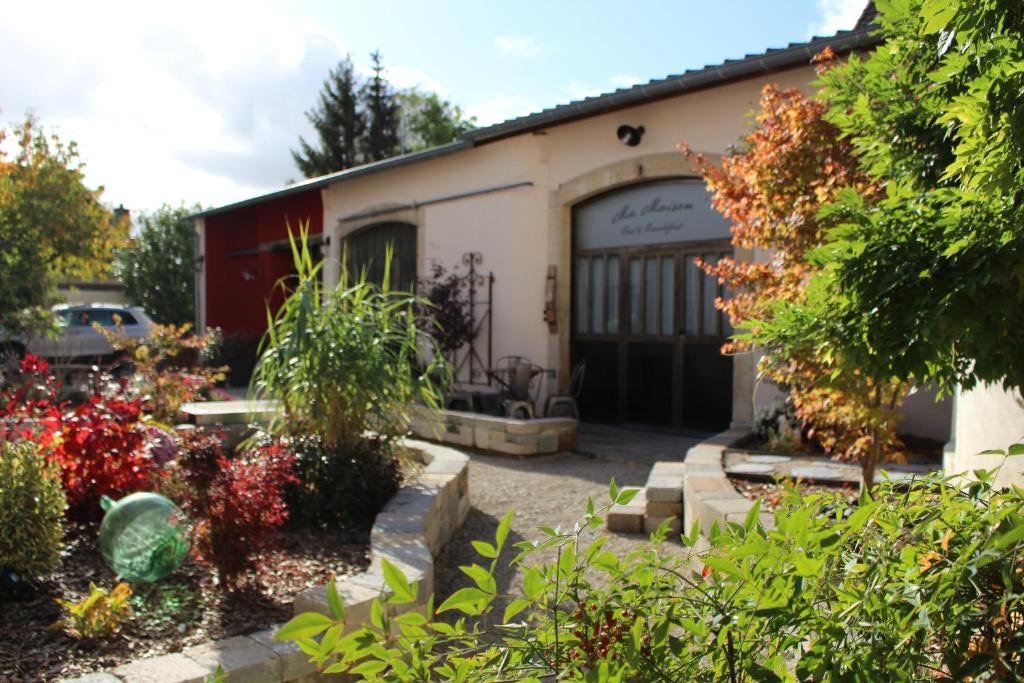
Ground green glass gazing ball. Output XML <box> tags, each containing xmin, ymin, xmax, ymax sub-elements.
<box><xmin>99</xmin><ymin>493</ymin><xmax>190</xmax><ymax>583</ymax></box>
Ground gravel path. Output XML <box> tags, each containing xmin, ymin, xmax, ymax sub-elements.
<box><xmin>433</xmin><ymin>450</ymin><xmax>678</xmax><ymax>610</ymax></box>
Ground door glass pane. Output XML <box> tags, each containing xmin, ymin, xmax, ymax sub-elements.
<box><xmin>629</xmin><ymin>258</ymin><xmax>642</xmax><ymax>334</ymax></box>
<box><xmin>644</xmin><ymin>257</ymin><xmax>658</xmax><ymax>334</ymax></box>
<box><xmin>591</xmin><ymin>257</ymin><xmax>605</xmax><ymax>334</ymax></box>
<box><xmin>702</xmin><ymin>253</ymin><xmax>719</xmax><ymax>336</ymax></box>
<box><xmin>607</xmin><ymin>256</ymin><xmax>620</xmax><ymax>334</ymax></box>
<box><xmin>660</xmin><ymin>257</ymin><xmax>674</xmax><ymax>336</ymax></box>
<box><xmin>721</xmin><ymin>280</ymin><xmax>734</xmax><ymax>336</ymax></box>
<box><xmin>684</xmin><ymin>256</ymin><xmax>700</xmax><ymax>335</ymax></box>
<box><xmin>576</xmin><ymin>257</ymin><xmax>590</xmax><ymax>334</ymax></box>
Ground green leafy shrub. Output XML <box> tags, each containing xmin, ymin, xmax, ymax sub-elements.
<box><xmin>251</xmin><ymin>225</ymin><xmax>447</xmax><ymax>526</ymax></box>
<box><xmin>280</xmin><ymin>456</ymin><xmax>1024</xmax><ymax>681</ymax></box>
<box><xmin>283</xmin><ymin>433</ymin><xmax>403</xmax><ymax>529</ymax></box>
<box><xmin>54</xmin><ymin>581</ymin><xmax>132</xmax><ymax>639</ymax></box>
<box><xmin>0</xmin><ymin>440</ymin><xmax>66</xmax><ymax>579</ymax></box>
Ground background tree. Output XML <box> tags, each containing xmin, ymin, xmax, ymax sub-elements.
<box><xmin>116</xmin><ymin>203</ymin><xmax>200</xmax><ymax>325</ymax></box>
<box><xmin>684</xmin><ymin>62</ymin><xmax>905</xmax><ymax>487</ymax></box>
<box><xmin>398</xmin><ymin>89</ymin><xmax>476</xmax><ymax>153</ymax></box>
<box><xmin>361</xmin><ymin>51</ymin><xmax>401</xmax><ymax>162</ymax></box>
<box><xmin>293</xmin><ymin>53</ymin><xmax>475</xmax><ymax>178</ymax></box>
<box><xmin>753</xmin><ymin>0</ymin><xmax>1024</xmax><ymax>406</ymax></box>
<box><xmin>292</xmin><ymin>56</ymin><xmax>365</xmax><ymax>178</ymax></box>
<box><xmin>0</xmin><ymin>115</ymin><xmax>127</xmax><ymax>333</ymax></box>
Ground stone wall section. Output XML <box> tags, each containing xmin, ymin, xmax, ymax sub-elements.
<box><xmin>408</xmin><ymin>405</ymin><xmax>576</xmax><ymax>456</ymax></box>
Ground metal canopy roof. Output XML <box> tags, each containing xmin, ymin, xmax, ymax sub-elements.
<box><xmin>192</xmin><ymin>23</ymin><xmax>880</xmax><ymax>220</ymax></box>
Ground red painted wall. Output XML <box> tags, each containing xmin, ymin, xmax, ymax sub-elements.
<box><xmin>204</xmin><ymin>189</ymin><xmax>323</xmax><ymax>335</ymax></box>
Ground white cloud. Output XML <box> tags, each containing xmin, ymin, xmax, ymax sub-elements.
<box><xmin>566</xmin><ymin>81</ymin><xmax>606</xmax><ymax>100</ymax></box>
<box><xmin>494</xmin><ymin>35</ymin><xmax>542</xmax><ymax>58</ymax></box>
<box><xmin>808</xmin><ymin>0</ymin><xmax>866</xmax><ymax>37</ymax></box>
<box><xmin>0</xmin><ymin>0</ymin><xmax>448</xmax><ymax>212</ymax></box>
<box><xmin>610</xmin><ymin>74</ymin><xmax>643</xmax><ymax>89</ymax></box>
<box><xmin>466</xmin><ymin>95</ymin><xmax>540</xmax><ymax>126</ymax></box>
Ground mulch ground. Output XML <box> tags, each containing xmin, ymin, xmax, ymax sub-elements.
<box><xmin>730</xmin><ymin>476</ymin><xmax>860</xmax><ymax>511</ymax></box>
<box><xmin>0</xmin><ymin>523</ymin><xmax>369</xmax><ymax>683</ymax></box>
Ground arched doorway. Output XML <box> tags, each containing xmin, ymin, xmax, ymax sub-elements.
<box><xmin>343</xmin><ymin>221</ymin><xmax>417</xmax><ymax>292</ymax></box>
<box><xmin>571</xmin><ymin>178</ymin><xmax>733</xmax><ymax>432</ymax></box>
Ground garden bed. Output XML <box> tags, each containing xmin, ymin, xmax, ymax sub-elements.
<box><xmin>0</xmin><ymin>523</ymin><xmax>370</xmax><ymax>682</ymax></box>
<box><xmin>730</xmin><ymin>477</ymin><xmax>859</xmax><ymax>512</ymax></box>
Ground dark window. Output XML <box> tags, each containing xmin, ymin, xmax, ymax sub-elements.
<box><xmin>344</xmin><ymin>222</ymin><xmax>417</xmax><ymax>292</ymax></box>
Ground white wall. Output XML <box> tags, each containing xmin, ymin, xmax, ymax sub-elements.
<box><xmin>945</xmin><ymin>383</ymin><xmax>1024</xmax><ymax>488</ymax></box>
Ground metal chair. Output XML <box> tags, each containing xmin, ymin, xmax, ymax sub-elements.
<box><xmin>544</xmin><ymin>360</ymin><xmax>586</xmax><ymax>420</ymax></box>
<box><xmin>493</xmin><ymin>355</ymin><xmax>541</xmax><ymax>419</ymax></box>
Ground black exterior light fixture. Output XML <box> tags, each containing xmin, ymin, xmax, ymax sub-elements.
<box><xmin>616</xmin><ymin>124</ymin><xmax>645</xmax><ymax>146</ymax></box>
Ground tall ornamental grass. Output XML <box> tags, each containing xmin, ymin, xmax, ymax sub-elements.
<box><xmin>251</xmin><ymin>222</ymin><xmax>448</xmax><ymax>456</ymax></box>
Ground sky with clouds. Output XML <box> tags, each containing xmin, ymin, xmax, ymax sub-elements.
<box><xmin>0</xmin><ymin>0</ymin><xmax>866</xmax><ymax>214</ymax></box>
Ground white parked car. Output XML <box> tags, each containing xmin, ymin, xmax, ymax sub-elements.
<box><xmin>3</xmin><ymin>303</ymin><xmax>155</xmax><ymax>362</ymax></box>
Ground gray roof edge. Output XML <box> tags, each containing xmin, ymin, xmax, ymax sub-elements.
<box><xmin>463</xmin><ymin>26</ymin><xmax>880</xmax><ymax>144</ymax></box>
<box><xmin>192</xmin><ymin>25</ymin><xmax>880</xmax><ymax>221</ymax></box>
<box><xmin>190</xmin><ymin>140</ymin><xmax>469</xmax><ymax>219</ymax></box>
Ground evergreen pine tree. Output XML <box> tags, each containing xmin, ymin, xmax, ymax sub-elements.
<box><xmin>361</xmin><ymin>51</ymin><xmax>401</xmax><ymax>161</ymax></box>
<box><xmin>292</xmin><ymin>56</ymin><xmax>364</xmax><ymax>177</ymax></box>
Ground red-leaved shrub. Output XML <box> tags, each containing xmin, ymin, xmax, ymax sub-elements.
<box><xmin>1</xmin><ymin>356</ymin><xmax>155</xmax><ymax>520</ymax></box>
<box><xmin>55</xmin><ymin>395</ymin><xmax>151</xmax><ymax>520</ymax></box>
<box><xmin>176</xmin><ymin>431</ymin><xmax>297</xmax><ymax>583</ymax></box>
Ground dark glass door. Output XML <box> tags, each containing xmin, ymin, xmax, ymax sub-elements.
<box><xmin>571</xmin><ymin>246</ymin><xmax>732</xmax><ymax>431</ymax></box>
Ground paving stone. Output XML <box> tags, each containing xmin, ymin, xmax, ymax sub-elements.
<box><xmin>684</xmin><ymin>463</ymin><xmax>726</xmax><ymax>476</ymax></box>
<box><xmin>645</xmin><ymin>480</ymin><xmax>683</xmax><ymax>502</ymax></box>
<box><xmin>746</xmin><ymin>454</ymin><xmax>791</xmax><ymax>464</ymax></box>
<box><xmin>249</xmin><ymin>627</ymin><xmax>319</xmax><ymax>681</ymax></box>
<box><xmin>725</xmin><ymin>462</ymin><xmax>775</xmax><ymax>476</ymax></box>
<box><xmin>644</xmin><ymin>515</ymin><xmax>681</xmax><ymax>536</ymax></box>
<box><xmin>112</xmin><ymin>653</ymin><xmax>211</xmax><ymax>683</ymax></box>
<box><xmin>184</xmin><ymin>635</ymin><xmax>280</xmax><ymax>683</ymax></box>
<box><xmin>537</xmin><ymin>433</ymin><xmax>559</xmax><ymax>453</ymax></box>
<box><xmin>685</xmin><ymin>446</ymin><xmax>724</xmax><ymax>465</ymax></box>
<box><xmin>685</xmin><ymin>476</ymin><xmax>735</xmax><ymax>494</ymax></box>
<box><xmin>294</xmin><ymin>580</ymin><xmax>378</xmax><ymax>626</ymax></box>
<box><xmin>607</xmin><ymin>504</ymin><xmax>644</xmax><ymax>534</ymax></box>
<box><xmin>789</xmin><ymin>465</ymin><xmax>846</xmax><ymax>482</ymax></box>
<box><xmin>60</xmin><ymin>675</ymin><xmax>123</xmax><ymax>683</ymax></box>
<box><xmin>709</xmin><ymin>497</ymin><xmax>756</xmax><ymax>516</ymax></box>
<box><xmin>645</xmin><ymin>500</ymin><xmax>681</xmax><ymax>517</ymax></box>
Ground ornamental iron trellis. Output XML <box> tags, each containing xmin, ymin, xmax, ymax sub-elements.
<box><xmin>452</xmin><ymin>251</ymin><xmax>494</xmax><ymax>385</ymax></box>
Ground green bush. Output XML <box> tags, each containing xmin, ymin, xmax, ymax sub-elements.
<box><xmin>282</xmin><ymin>433</ymin><xmax>402</xmax><ymax>529</ymax></box>
<box><xmin>0</xmin><ymin>440</ymin><xmax>66</xmax><ymax>579</ymax></box>
<box><xmin>252</xmin><ymin>225</ymin><xmax>448</xmax><ymax>451</ymax></box>
<box><xmin>279</xmin><ymin>454</ymin><xmax>1024</xmax><ymax>681</ymax></box>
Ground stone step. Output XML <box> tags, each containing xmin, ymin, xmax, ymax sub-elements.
<box><xmin>607</xmin><ymin>488</ymin><xmax>646</xmax><ymax>534</ymax></box>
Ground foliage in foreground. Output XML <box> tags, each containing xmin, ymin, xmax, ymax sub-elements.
<box><xmin>116</xmin><ymin>203</ymin><xmax>202</xmax><ymax>326</ymax></box>
<box><xmin>683</xmin><ymin>65</ymin><xmax>906</xmax><ymax>484</ymax></box>
<box><xmin>53</xmin><ymin>581</ymin><xmax>132</xmax><ymax>639</ymax></box>
<box><xmin>0</xmin><ymin>440</ymin><xmax>66</xmax><ymax>580</ymax></box>
<box><xmin>281</xmin><ymin>463</ymin><xmax>1024</xmax><ymax>681</ymax></box>
<box><xmin>753</xmin><ymin>0</ymin><xmax>1024</xmax><ymax>394</ymax></box>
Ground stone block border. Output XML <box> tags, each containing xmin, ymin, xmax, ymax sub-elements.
<box><xmin>606</xmin><ymin>428</ymin><xmax>770</xmax><ymax>540</ymax></box>
<box><xmin>62</xmin><ymin>439</ymin><xmax>470</xmax><ymax>683</ymax></box>
<box><xmin>408</xmin><ymin>405</ymin><xmax>576</xmax><ymax>456</ymax></box>
<box><xmin>681</xmin><ymin>428</ymin><xmax>775</xmax><ymax>536</ymax></box>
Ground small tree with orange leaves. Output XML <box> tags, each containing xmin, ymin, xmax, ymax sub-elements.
<box><xmin>682</xmin><ymin>51</ymin><xmax>907</xmax><ymax>488</ymax></box>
